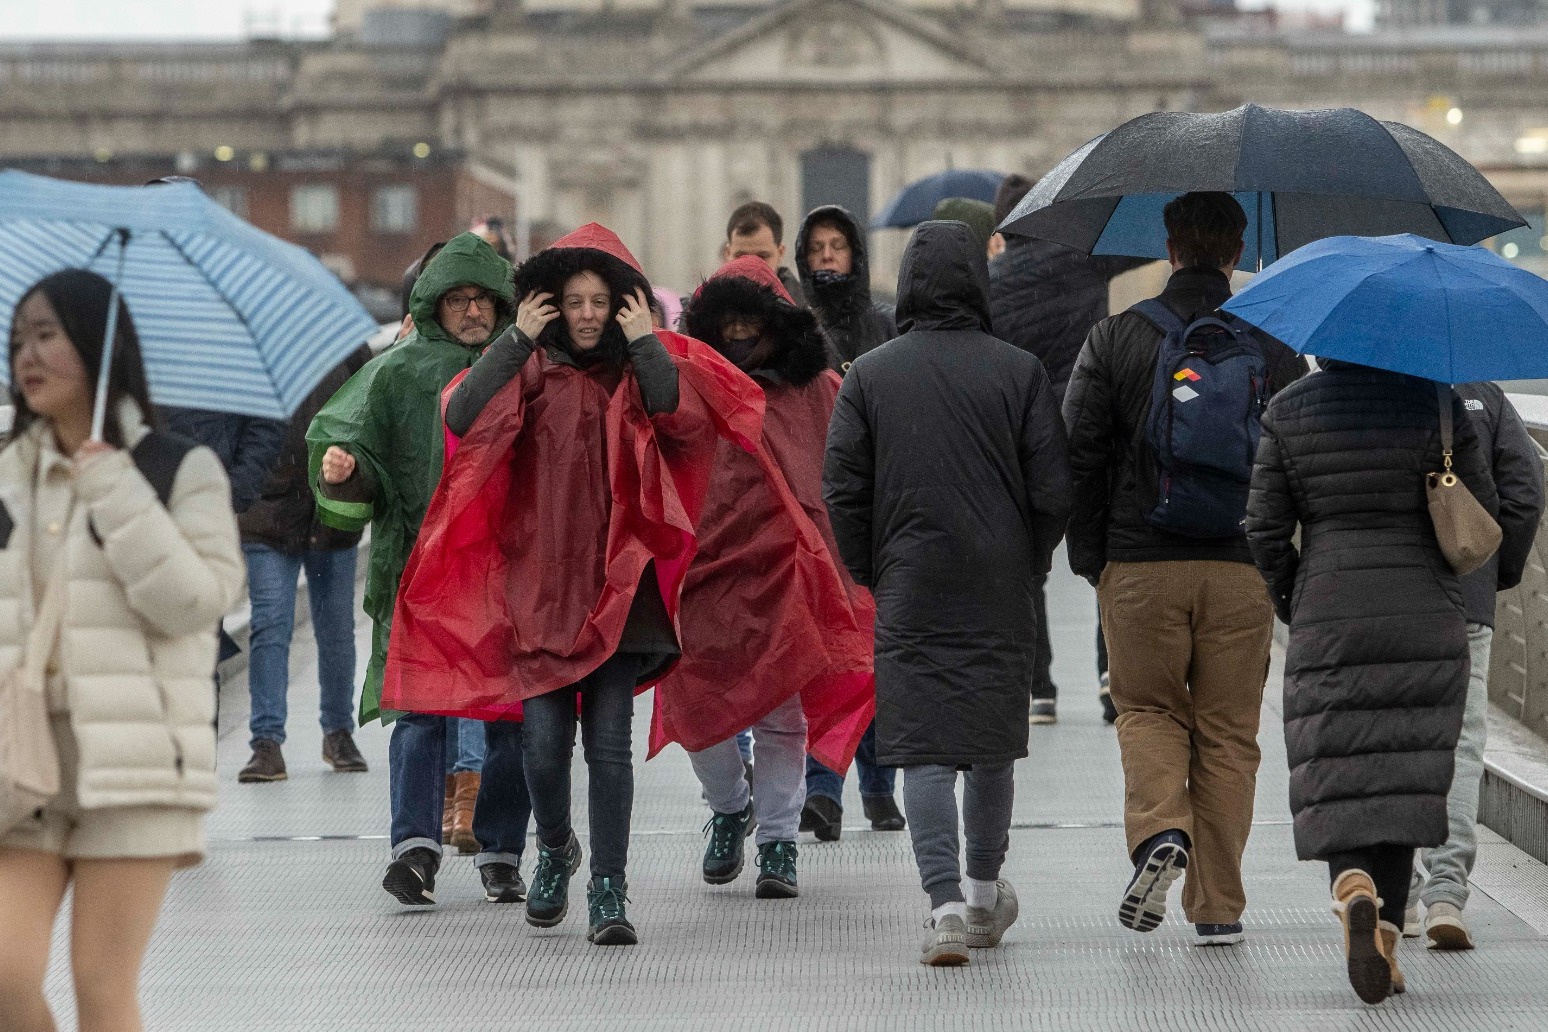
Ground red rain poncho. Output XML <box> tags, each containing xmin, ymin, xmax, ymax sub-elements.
<box><xmin>648</xmin><ymin>257</ymin><xmax>876</xmax><ymax>771</ymax></box>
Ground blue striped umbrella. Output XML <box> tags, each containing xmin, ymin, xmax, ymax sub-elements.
<box><xmin>0</xmin><ymin>170</ymin><xmax>378</xmax><ymax>431</ymax></box>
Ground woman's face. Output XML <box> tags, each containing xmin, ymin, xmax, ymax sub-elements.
<box><xmin>561</xmin><ymin>271</ymin><xmax>612</xmax><ymax>352</ymax></box>
<box><xmin>11</xmin><ymin>291</ymin><xmax>90</xmax><ymax>424</ymax></box>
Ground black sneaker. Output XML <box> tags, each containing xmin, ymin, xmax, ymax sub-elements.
<box><xmin>702</xmin><ymin>802</ymin><xmax>755</xmax><ymax>884</ymax></box>
<box><xmin>863</xmin><ymin>795</ymin><xmax>906</xmax><ymax>831</ymax></box>
<box><xmin>480</xmin><ymin>862</ymin><xmax>526</xmax><ymax>903</ymax></box>
<box><xmin>382</xmin><ymin>847</ymin><xmax>439</xmax><ymax>907</ymax></box>
<box><xmin>800</xmin><ymin>795</ymin><xmax>842</xmax><ymax>842</ymax></box>
<box><xmin>755</xmin><ymin>841</ymin><xmax>799</xmax><ymax>899</ymax></box>
<box><xmin>587</xmin><ymin>877</ymin><xmax>638</xmax><ymax>945</ymax></box>
<box><xmin>1195</xmin><ymin>921</ymin><xmax>1244</xmax><ymax>946</ymax></box>
<box><xmin>526</xmin><ymin>832</ymin><xmax>583</xmax><ymax>928</ymax></box>
<box><xmin>322</xmin><ymin>729</ymin><xmax>369</xmax><ymax>773</ymax></box>
<box><xmin>1098</xmin><ymin>673</ymin><xmax>1118</xmax><ymax>725</ymax></box>
<box><xmin>238</xmin><ymin>739</ymin><xmax>287</xmax><ymax>783</ymax></box>
<box><xmin>1029</xmin><ymin>699</ymin><xmax>1057</xmax><ymax>725</ymax></box>
<box><xmin>1119</xmin><ymin>830</ymin><xmax>1189</xmax><ymax>932</ymax></box>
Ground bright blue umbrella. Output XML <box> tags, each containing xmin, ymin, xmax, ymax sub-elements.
<box><xmin>1222</xmin><ymin>233</ymin><xmax>1548</xmax><ymax>383</ymax></box>
<box><xmin>0</xmin><ymin>170</ymin><xmax>378</xmax><ymax>434</ymax></box>
<box><xmin>874</xmin><ymin>169</ymin><xmax>1005</xmax><ymax>229</ymax></box>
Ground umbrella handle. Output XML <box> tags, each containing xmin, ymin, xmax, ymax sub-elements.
<box><xmin>90</xmin><ymin>229</ymin><xmax>131</xmax><ymax>444</ymax></box>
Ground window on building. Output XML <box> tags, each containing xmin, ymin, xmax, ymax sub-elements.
<box><xmin>371</xmin><ymin>184</ymin><xmax>418</xmax><ymax>234</ymax></box>
<box><xmin>800</xmin><ymin>146</ymin><xmax>872</xmax><ymax>232</ymax></box>
<box><xmin>291</xmin><ymin>184</ymin><xmax>340</xmax><ymax>234</ymax></box>
<box><xmin>208</xmin><ymin>185</ymin><xmax>248</xmax><ymax>220</ymax></box>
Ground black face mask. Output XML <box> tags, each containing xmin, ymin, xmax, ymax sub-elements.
<box><xmin>809</xmin><ymin>268</ymin><xmax>852</xmax><ymax>288</ymax></box>
<box><xmin>720</xmin><ymin>336</ymin><xmax>761</xmax><ymax>367</ymax></box>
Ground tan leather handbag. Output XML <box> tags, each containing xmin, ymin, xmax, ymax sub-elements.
<box><xmin>0</xmin><ymin>548</ymin><xmax>69</xmax><ymax>836</ymax></box>
<box><xmin>1426</xmin><ymin>383</ymin><xmax>1502</xmax><ymax>578</ymax></box>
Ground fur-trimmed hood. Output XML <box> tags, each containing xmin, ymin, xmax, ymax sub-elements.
<box><xmin>512</xmin><ymin>223</ymin><xmax>651</xmax><ymax>367</ymax></box>
<box><xmin>685</xmin><ymin>256</ymin><xmax>832</xmax><ymax>387</ymax></box>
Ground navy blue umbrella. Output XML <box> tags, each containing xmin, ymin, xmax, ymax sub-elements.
<box><xmin>874</xmin><ymin>170</ymin><xmax>1005</xmax><ymax>230</ymax></box>
<box><xmin>999</xmin><ymin>105</ymin><xmax>1524</xmax><ymax>270</ymax></box>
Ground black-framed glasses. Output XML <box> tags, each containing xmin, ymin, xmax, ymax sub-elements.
<box><xmin>443</xmin><ymin>292</ymin><xmax>495</xmax><ymax>312</ymax></box>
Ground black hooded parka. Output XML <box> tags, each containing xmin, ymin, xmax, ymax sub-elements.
<box><xmin>796</xmin><ymin>205</ymin><xmax>898</xmax><ymax>373</ymax></box>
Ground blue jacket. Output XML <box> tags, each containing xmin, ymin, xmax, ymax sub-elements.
<box><xmin>160</xmin><ymin>407</ymin><xmax>286</xmax><ymax>515</ymax></box>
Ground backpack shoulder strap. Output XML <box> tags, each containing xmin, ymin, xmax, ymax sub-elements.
<box><xmin>1129</xmin><ymin>298</ymin><xmax>1188</xmax><ymax>337</ymax></box>
<box><xmin>130</xmin><ymin>430</ymin><xmax>199</xmax><ymax>507</ymax></box>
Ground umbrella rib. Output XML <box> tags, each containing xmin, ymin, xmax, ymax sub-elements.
<box><xmin>86</xmin><ymin>226</ymin><xmax>126</xmax><ymax>265</ymax></box>
<box><xmin>157</xmin><ymin>229</ymin><xmax>286</xmax><ymax>411</ymax></box>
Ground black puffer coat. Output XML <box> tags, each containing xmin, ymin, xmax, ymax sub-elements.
<box><xmin>823</xmin><ymin>221</ymin><xmax>1072</xmax><ymax>767</ymax></box>
<box><xmin>1246</xmin><ymin>363</ymin><xmax>1499</xmax><ymax>860</ymax></box>
<box><xmin>795</xmin><ymin>205</ymin><xmax>897</xmax><ymax>373</ymax></box>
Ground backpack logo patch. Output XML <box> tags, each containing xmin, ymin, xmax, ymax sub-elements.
<box><xmin>1173</xmin><ymin>384</ymin><xmax>1200</xmax><ymax>403</ymax></box>
<box><xmin>1173</xmin><ymin>368</ymin><xmax>1202</xmax><ymax>382</ymax></box>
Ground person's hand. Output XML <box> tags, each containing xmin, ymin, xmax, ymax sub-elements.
<box><xmin>395</xmin><ymin>314</ymin><xmax>414</xmax><ymax>342</ymax></box>
<box><xmin>515</xmin><ymin>291</ymin><xmax>559</xmax><ymax>341</ymax></box>
<box><xmin>72</xmin><ymin>439</ymin><xmax>115</xmax><ymax>475</ymax></box>
<box><xmin>322</xmin><ymin>445</ymin><xmax>356</xmax><ymax>484</ymax></box>
<box><xmin>616</xmin><ymin>287</ymin><xmax>654</xmax><ymax>343</ymax></box>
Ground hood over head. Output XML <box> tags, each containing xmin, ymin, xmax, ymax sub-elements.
<box><xmin>895</xmin><ymin>220</ymin><xmax>992</xmax><ymax>335</ymax></box>
<box><xmin>684</xmin><ymin>256</ymin><xmax>831</xmax><ymax>386</ymax></box>
<box><xmin>932</xmin><ymin>198</ymin><xmax>997</xmax><ymax>253</ymax></box>
<box><xmin>408</xmin><ymin>232</ymin><xmax>516</xmax><ymax>348</ymax></box>
<box><xmin>513</xmin><ymin>222</ymin><xmax>652</xmax><ymax>367</ymax></box>
<box><xmin>795</xmin><ymin>205</ymin><xmax>873</xmax><ymax>302</ymax></box>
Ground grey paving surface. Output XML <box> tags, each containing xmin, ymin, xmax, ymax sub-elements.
<box><xmin>43</xmin><ymin>556</ymin><xmax>1548</xmax><ymax>1030</ymax></box>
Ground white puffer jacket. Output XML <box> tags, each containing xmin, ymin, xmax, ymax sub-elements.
<box><xmin>0</xmin><ymin>403</ymin><xmax>244</xmax><ymax>811</ymax></box>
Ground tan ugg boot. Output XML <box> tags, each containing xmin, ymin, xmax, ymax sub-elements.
<box><xmin>1331</xmin><ymin>869</ymin><xmax>1391</xmax><ymax>1005</ymax></box>
<box><xmin>450</xmin><ymin>771</ymin><xmax>481</xmax><ymax>855</ymax></box>
<box><xmin>1378</xmin><ymin>921</ymin><xmax>1407</xmax><ymax>995</ymax></box>
<box><xmin>441</xmin><ymin>774</ymin><xmax>456</xmax><ymax>845</ymax></box>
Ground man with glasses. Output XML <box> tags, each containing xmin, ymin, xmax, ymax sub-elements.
<box><xmin>308</xmin><ymin>233</ymin><xmax>533</xmax><ymax>909</ymax></box>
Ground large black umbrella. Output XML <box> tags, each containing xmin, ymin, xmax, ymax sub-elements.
<box><xmin>998</xmin><ymin>104</ymin><xmax>1524</xmax><ymax>270</ymax></box>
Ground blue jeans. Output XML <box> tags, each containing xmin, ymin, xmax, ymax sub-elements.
<box><xmin>805</xmin><ymin>720</ymin><xmax>895</xmax><ymax>804</ymax></box>
<box><xmin>444</xmin><ymin>718</ymin><xmax>487</xmax><ymax>774</ymax></box>
<box><xmin>390</xmin><ymin>712</ymin><xmax>531</xmax><ymax>867</ymax></box>
<box><xmin>244</xmin><ymin>544</ymin><xmax>358</xmax><ymax>747</ymax></box>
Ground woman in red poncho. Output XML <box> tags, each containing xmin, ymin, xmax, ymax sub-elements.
<box><xmin>401</xmin><ymin>225</ymin><xmax>762</xmax><ymax>947</ymax></box>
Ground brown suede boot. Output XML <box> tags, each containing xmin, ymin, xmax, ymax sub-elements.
<box><xmin>450</xmin><ymin>771</ymin><xmax>481</xmax><ymax>855</ymax></box>
<box><xmin>1378</xmin><ymin>921</ymin><xmax>1406</xmax><ymax>995</ymax></box>
<box><xmin>441</xmin><ymin>774</ymin><xmax>456</xmax><ymax>845</ymax></box>
<box><xmin>1331</xmin><ymin>869</ymin><xmax>1391</xmax><ymax>1005</ymax></box>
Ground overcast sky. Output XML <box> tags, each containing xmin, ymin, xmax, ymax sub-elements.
<box><xmin>5</xmin><ymin>0</ymin><xmax>1373</xmax><ymax>38</ymax></box>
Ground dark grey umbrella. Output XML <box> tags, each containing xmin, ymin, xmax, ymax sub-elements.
<box><xmin>998</xmin><ymin>104</ymin><xmax>1524</xmax><ymax>269</ymax></box>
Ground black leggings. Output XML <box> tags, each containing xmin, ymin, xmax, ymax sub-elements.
<box><xmin>1328</xmin><ymin>845</ymin><xmax>1416</xmax><ymax>927</ymax></box>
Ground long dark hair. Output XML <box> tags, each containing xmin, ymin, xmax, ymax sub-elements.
<box><xmin>9</xmin><ymin>269</ymin><xmax>158</xmax><ymax>448</ymax></box>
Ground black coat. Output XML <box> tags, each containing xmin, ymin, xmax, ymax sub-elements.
<box><xmin>823</xmin><ymin>221</ymin><xmax>1072</xmax><ymax>768</ymax></box>
<box><xmin>1455</xmin><ymin>382</ymin><xmax>1544</xmax><ymax>627</ymax></box>
<box><xmin>795</xmin><ymin>205</ymin><xmax>898</xmax><ymax>373</ymax></box>
<box><xmin>1062</xmin><ymin>267</ymin><xmax>1307</xmax><ymax>582</ymax></box>
<box><xmin>1246</xmin><ymin>364</ymin><xmax>1499</xmax><ymax>860</ymax></box>
<box><xmin>161</xmin><ymin>405</ymin><xmax>287</xmax><ymax>514</ymax></box>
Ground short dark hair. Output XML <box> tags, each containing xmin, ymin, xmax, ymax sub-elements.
<box><xmin>993</xmin><ymin>174</ymin><xmax>1035</xmax><ymax>226</ymax></box>
<box><xmin>1163</xmin><ymin>192</ymin><xmax>1248</xmax><ymax>270</ymax></box>
<box><xmin>726</xmin><ymin>202</ymin><xmax>784</xmax><ymax>246</ymax></box>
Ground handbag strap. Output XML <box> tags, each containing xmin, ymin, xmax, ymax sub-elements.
<box><xmin>1435</xmin><ymin>382</ymin><xmax>1454</xmax><ymax>473</ymax></box>
<box><xmin>21</xmin><ymin>519</ymin><xmax>74</xmax><ymax>685</ymax></box>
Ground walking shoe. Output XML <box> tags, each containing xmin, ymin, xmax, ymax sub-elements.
<box><xmin>382</xmin><ymin>847</ymin><xmax>439</xmax><ymax>907</ymax></box>
<box><xmin>449</xmin><ymin>771</ymin><xmax>481</xmax><ymax>855</ymax></box>
<box><xmin>480</xmin><ymin>862</ymin><xmax>526</xmax><ymax>904</ymax></box>
<box><xmin>1331</xmin><ymin>869</ymin><xmax>1391</xmax><ymax>1005</ymax></box>
<box><xmin>755</xmin><ymin>841</ymin><xmax>799</xmax><ymax>899</ymax></box>
<box><xmin>1378</xmin><ymin>921</ymin><xmax>1406</xmax><ymax>995</ymax></box>
<box><xmin>441</xmin><ymin>774</ymin><xmax>456</xmax><ymax>844</ymax></box>
<box><xmin>1118</xmin><ymin>830</ymin><xmax>1188</xmax><ymax>932</ymax></box>
<box><xmin>586</xmin><ymin>877</ymin><xmax>638</xmax><ymax>945</ymax></box>
<box><xmin>800</xmin><ymin>795</ymin><xmax>843</xmax><ymax>842</ymax></box>
<box><xmin>322</xmin><ymin>729</ymin><xmax>368</xmax><ymax>773</ymax></box>
<box><xmin>238</xmin><ymin>739</ymin><xmax>287</xmax><ymax>783</ymax></box>
<box><xmin>1098</xmin><ymin>673</ymin><xmax>1117</xmax><ymax>725</ymax></box>
<box><xmin>1403</xmin><ymin>900</ymin><xmax>1421</xmax><ymax>938</ymax></box>
<box><xmin>919</xmin><ymin>914</ymin><xmax>970</xmax><ymax>966</ymax></box>
<box><xmin>1423</xmin><ymin>900</ymin><xmax>1475</xmax><ymax>951</ymax></box>
<box><xmin>863</xmin><ymin>794</ymin><xmax>906</xmax><ymax>831</ymax></box>
<box><xmin>1194</xmin><ymin>922</ymin><xmax>1245</xmax><ymax>946</ymax></box>
<box><xmin>965</xmin><ymin>880</ymin><xmax>1019</xmax><ymax>948</ymax></box>
<box><xmin>526</xmin><ymin>832</ymin><xmax>583</xmax><ymax>928</ymax></box>
<box><xmin>702</xmin><ymin>802</ymin><xmax>755</xmax><ymax>884</ymax></box>
<box><xmin>1029</xmin><ymin>699</ymin><xmax>1057</xmax><ymax>725</ymax></box>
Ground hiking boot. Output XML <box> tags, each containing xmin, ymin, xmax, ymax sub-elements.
<box><xmin>965</xmin><ymin>879</ymin><xmax>1019</xmax><ymax>948</ymax></box>
<box><xmin>1424</xmin><ymin>900</ymin><xmax>1475</xmax><ymax>951</ymax></box>
<box><xmin>1403</xmin><ymin>900</ymin><xmax>1422</xmax><ymax>938</ymax></box>
<box><xmin>755</xmin><ymin>841</ymin><xmax>799</xmax><ymax>899</ymax></box>
<box><xmin>480</xmin><ymin>862</ymin><xmax>526</xmax><ymax>904</ymax></box>
<box><xmin>1098</xmin><ymin>673</ymin><xmax>1118</xmax><ymax>725</ymax></box>
<box><xmin>587</xmin><ymin>877</ymin><xmax>638</xmax><ymax>945</ymax></box>
<box><xmin>1194</xmin><ymin>922</ymin><xmax>1245</xmax><ymax>946</ymax></box>
<box><xmin>382</xmin><ymin>847</ymin><xmax>439</xmax><ymax>907</ymax></box>
<box><xmin>441</xmin><ymin>774</ymin><xmax>455</xmax><ymax>844</ymax></box>
<box><xmin>1118</xmin><ymin>830</ymin><xmax>1188</xmax><ymax>932</ymax></box>
<box><xmin>322</xmin><ymin>729</ymin><xmax>368</xmax><ymax>773</ymax></box>
<box><xmin>702</xmin><ymin>802</ymin><xmax>755</xmax><ymax>884</ymax></box>
<box><xmin>920</xmin><ymin>913</ymin><xmax>970</xmax><ymax>967</ymax></box>
<box><xmin>526</xmin><ymin>832</ymin><xmax>583</xmax><ymax>928</ymax></box>
<box><xmin>1029</xmin><ymin>699</ymin><xmax>1057</xmax><ymax>725</ymax></box>
<box><xmin>238</xmin><ymin>739</ymin><xmax>287</xmax><ymax>783</ymax></box>
<box><xmin>449</xmin><ymin>771</ymin><xmax>481</xmax><ymax>855</ymax></box>
<box><xmin>800</xmin><ymin>795</ymin><xmax>842</xmax><ymax>842</ymax></box>
<box><xmin>1378</xmin><ymin>921</ymin><xmax>1406</xmax><ymax>995</ymax></box>
<box><xmin>863</xmin><ymin>794</ymin><xmax>906</xmax><ymax>832</ymax></box>
<box><xmin>1332</xmin><ymin>869</ymin><xmax>1391</xmax><ymax>1005</ymax></box>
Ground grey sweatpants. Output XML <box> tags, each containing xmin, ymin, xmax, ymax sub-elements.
<box><xmin>902</xmin><ymin>763</ymin><xmax>1015</xmax><ymax>908</ymax></box>
<box><xmin>688</xmin><ymin>695</ymin><xmax>807</xmax><ymax>846</ymax></box>
<box><xmin>1414</xmin><ymin>623</ymin><xmax>1492</xmax><ymax>909</ymax></box>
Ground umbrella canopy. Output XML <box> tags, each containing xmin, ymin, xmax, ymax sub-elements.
<box><xmin>1221</xmin><ymin>234</ymin><xmax>1548</xmax><ymax>383</ymax></box>
<box><xmin>874</xmin><ymin>169</ymin><xmax>1005</xmax><ymax>229</ymax></box>
<box><xmin>999</xmin><ymin>105</ymin><xmax>1524</xmax><ymax>270</ymax></box>
<box><xmin>0</xmin><ymin>170</ymin><xmax>378</xmax><ymax>421</ymax></box>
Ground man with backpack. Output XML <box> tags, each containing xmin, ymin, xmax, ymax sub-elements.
<box><xmin>1062</xmin><ymin>192</ymin><xmax>1306</xmax><ymax>947</ymax></box>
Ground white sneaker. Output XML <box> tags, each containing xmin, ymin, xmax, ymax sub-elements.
<box><xmin>920</xmin><ymin>914</ymin><xmax>970</xmax><ymax>966</ymax></box>
<box><xmin>1424</xmin><ymin>901</ymin><xmax>1475</xmax><ymax>951</ymax></box>
<box><xmin>1402</xmin><ymin>901</ymin><xmax>1421</xmax><ymax>938</ymax></box>
<box><xmin>965</xmin><ymin>880</ymin><xmax>1019</xmax><ymax>948</ymax></box>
